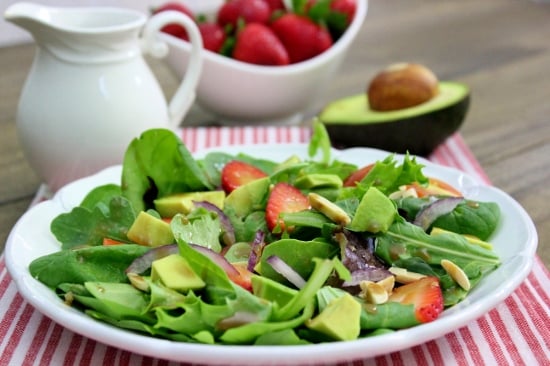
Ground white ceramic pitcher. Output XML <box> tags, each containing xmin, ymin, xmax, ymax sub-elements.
<box><xmin>4</xmin><ymin>2</ymin><xmax>203</xmax><ymax>192</ymax></box>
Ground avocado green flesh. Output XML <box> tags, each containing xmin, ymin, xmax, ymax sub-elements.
<box><xmin>349</xmin><ymin>187</ymin><xmax>396</xmax><ymax>233</ymax></box>
<box><xmin>319</xmin><ymin>82</ymin><xmax>469</xmax><ymax>124</ymax></box>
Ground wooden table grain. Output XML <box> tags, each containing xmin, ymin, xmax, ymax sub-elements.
<box><xmin>1</xmin><ymin>0</ymin><xmax>549</xmax><ymax>268</ymax></box>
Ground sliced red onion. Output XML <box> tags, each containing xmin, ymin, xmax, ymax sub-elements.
<box><xmin>266</xmin><ymin>255</ymin><xmax>306</xmax><ymax>289</ymax></box>
<box><xmin>193</xmin><ymin>200</ymin><xmax>236</xmax><ymax>246</ymax></box>
<box><xmin>335</xmin><ymin>230</ymin><xmax>387</xmax><ymax>274</ymax></box>
<box><xmin>413</xmin><ymin>196</ymin><xmax>464</xmax><ymax>231</ymax></box>
<box><xmin>247</xmin><ymin>230</ymin><xmax>265</xmax><ymax>272</ymax></box>
<box><xmin>125</xmin><ymin>244</ymin><xmax>178</xmax><ymax>274</ymax></box>
<box><xmin>190</xmin><ymin>243</ymin><xmax>240</xmax><ymax>278</ymax></box>
<box><xmin>217</xmin><ymin>311</ymin><xmax>262</xmax><ymax>330</ymax></box>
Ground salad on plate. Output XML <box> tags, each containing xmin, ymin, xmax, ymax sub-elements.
<box><xmin>29</xmin><ymin>123</ymin><xmax>501</xmax><ymax>345</ymax></box>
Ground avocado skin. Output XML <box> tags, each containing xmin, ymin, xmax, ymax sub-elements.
<box><xmin>323</xmin><ymin>94</ymin><xmax>469</xmax><ymax>156</ymax></box>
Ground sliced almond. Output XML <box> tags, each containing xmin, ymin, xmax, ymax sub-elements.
<box><xmin>376</xmin><ymin>275</ymin><xmax>396</xmax><ymax>294</ymax></box>
<box><xmin>388</xmin><ymin>186</ymin><xmax>418</xmax><ymax>200</ymax></box>
<box><xmin>127</xmin><ymin>272</ymin><xmax>150</xmax><ymax>292</ymax></box>
<box><xmin>441</xmin><ymin>259</ymin><xmax>471</xmax><ymax>291</ymax></box>
<box><xmin>389</xmin><ymin>266</ymin><xmax>427</xmax><ymax>284</ymax></box>
<box><xmin>358</xmin><ymin>280</ymin><xmax>372</xmax><ymax>299</ymax></box>
<box><xmin>63</xmin><ymin>292</ymin><xmax>74</xmax><ymax>306</ymax></box>
<box><xmin>360</xmin><ymin>281</ymin><xmax>389</xmax><ymax>304</ymax></box>
<box><xmin>308</xmin><ymin>192</ymin><xmax>351</xmax><ymax>226</ymax></box>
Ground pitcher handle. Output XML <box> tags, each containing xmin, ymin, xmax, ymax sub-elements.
<box><xmin>142</xmin><ymin>11</ymin><xmax>203</xmax><ymax>129</ymax></box>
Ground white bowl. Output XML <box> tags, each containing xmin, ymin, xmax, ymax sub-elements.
<box><xmin>161</xmin><ymin>0</ymin><xmax>368</xmax><ymax>125</ymax></box>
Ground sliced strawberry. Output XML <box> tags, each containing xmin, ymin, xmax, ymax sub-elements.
<box><xmin>221</xmin><ymin>160</ymin><xmax>268</xmax><ymax>193</ymax></box>
<box><xmin>232</xmin><ymin>23</ymin><xmax>290</xmax><ymax>66</ymax></box>
<box><xmin>388</xmin><ymin>276</ymin><xmax>444</xmax><ymax>323</ymax></box>
<box><xmin>102</xmin><ymin>238</ymin><xmax>125</xmax><ymax>246</ymax></box>
<box><xmin>198</xmin><ymin>22</ymin><xmax>227</xmax><ymax>53</ymax></box>
<box><xmin>265</xmin><ymin>182</ymin><xmax>310</xmax><ymax>232</ymax></box>
<box><xmin>406</xmin><ymin>178</ymin><xmax>462</xmax><ymax>198</ymax></box>
<box><xmin>270</xmin><ymin>13</ymin><xmax>333</xmax><ymax>63</ymax></box>
<box><xmin>217</xmin><ymin>0</ymin><xmax>271</xmax><ymax>29</ymax></box>
<box><xmin>152</xmin><ymin>2</ymin><xmax>195</xmax><ymax>39</ymax></box>
<box><xmin>230</xmin><ymin>262</ymin><xmax>254</xmax><ymax>291</ymax></box>
<box><xmin>343</xmin><ymin>163</ymin><xmax>375</xmax><ymax>187</ymax></box>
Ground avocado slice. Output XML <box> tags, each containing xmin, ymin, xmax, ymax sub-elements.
<box><xmin>127</xmin><ymin>211</ymin><xmax>175</xmax><ymax>247</ymax></box>
<box><xmin>294</xmin><ymin>174</ymin><xmax>343</xmax><ymax>190</ymax></box>
<box><xmin>154</xmin><ymin>191</ymin><xmax>225</xmax><ymax>218</ymax></box>
<box><xmin>224</xmin><ymin>176</ymin><xmax>271</xmax><ymax>218</ymax></box>
<box><xmin>251</xmin><ymin>275</ymin><xmax>298</xmax><ymax>307</ymax></box>
<box><xmin>305</xmin><ymin>292</ymin><xmax>361</xmax><ymax>341</ymax></box>
<box><xmin>318</xmin><ymin>82</ymin><xmax>470</xmax><ymax>156</ymax></box>
<box><xmin>349</xmin><ymin>186</ymin><xmax>396</xmax><ymax>233</ymax></box>
<box><xmin>151</xmin><ymin>254</ymin><xmax>206</xmax><ymax>292</ymax></box>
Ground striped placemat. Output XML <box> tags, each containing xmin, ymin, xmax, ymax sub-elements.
<box><xmin>1</xmin><ymin>127</ymin><xmax>548</xmax><ymax>366</ymax></box>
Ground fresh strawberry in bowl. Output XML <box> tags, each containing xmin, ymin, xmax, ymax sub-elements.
<box><xmin>153</xmin><ymin>0</ymin><xmax>368</xmax><ymax>125</ymax></box>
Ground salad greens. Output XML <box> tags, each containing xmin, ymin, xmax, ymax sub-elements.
<box><xmin>31</xmin><ymin>123</ymin><xmax>501</xmax><ymax>345</ymax></box>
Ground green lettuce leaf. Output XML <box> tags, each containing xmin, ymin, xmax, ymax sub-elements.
<box><xmin>121</xmin><ymin>129</ymin><xmax>213</xmax><ymax>213</ymax></box>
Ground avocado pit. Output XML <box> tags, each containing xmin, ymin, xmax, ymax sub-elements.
<box><xmin>367</xmin><ymin>63</ymin><xmax>439</xmax><ymax>111</ymax></box>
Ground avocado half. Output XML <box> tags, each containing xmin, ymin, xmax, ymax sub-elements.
<box><xmin>318</xmin><ymin>82</ymin><xmax>470</xmax><ymax>156</ymax></box>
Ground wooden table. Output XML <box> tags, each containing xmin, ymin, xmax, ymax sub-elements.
<box><xmin>1</xmin><ymin>0</ymin><xmax>549</xmax><ymax>268</ymax></box>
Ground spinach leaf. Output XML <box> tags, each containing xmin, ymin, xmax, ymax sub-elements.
<box><xmin>395</xmin><ymin>197</ymin><xmax>501</xmax><ymax>241</ymax></box>
<box><xmin>433</xmin><ymin>201</ymin><xmax>501</xmax><ymax>240</ymax></box>
<box><xmin>226</xmin><ymin>210</ymin><xmax>268</xmax><ymax>243</ymax></box>
<box><xmin>375</xmin><ymin>221</ymin><xmax>500</xmax><ymax>274</ymax></box>
<box><xmin>79</xmin><ymin>184</ymin><xmax>122</xmax><ymax>210</ymax></box>
<box><xmin>258</xmin><ymin>238</ymin><xmax>338</xmax><ymax>284</ymax></box>
<box><xmin>199</xmin><ymin>152</ymin><xmax>235</xmax><ymax>187</ymax></box>
<box><xmin>51</xmin><ymin>196</ymin><xmax>136</xmax><ymax>249</ymax></box>
<box><xmin>29</xmin><ymin>244</ymin><xmax>150</xmax><ymax>287</ymax></box>
<box><xmin>121</xmin><ymin>129</ymin><xmax>213</xmax><ymax>212</ymax></box>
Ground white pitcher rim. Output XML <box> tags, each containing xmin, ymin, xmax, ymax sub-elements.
<box><xmin>5</xmin><ymin>2</ymin><xmax>147</xmax><ymax>35</ymax></box>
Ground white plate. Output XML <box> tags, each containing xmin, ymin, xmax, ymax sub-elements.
<box><xmin>5</xmin><ymin>144</ymin><xmax>538</xmax><ymax>365</ymax></box>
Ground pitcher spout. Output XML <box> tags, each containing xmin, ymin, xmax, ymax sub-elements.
<box><xmin>4</xmin><ymin>2</ymin><xmax>147</xmax><ymax>64</ymax></box>
<box><xmin>4</xmin><ymin>2</ymin><xmax>54</xmax><ymax>35</ymax></box>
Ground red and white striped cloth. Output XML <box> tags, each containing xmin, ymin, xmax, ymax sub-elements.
<box><xmin>1</xmin><ymin>127</ymin><xmax>548</xmax><ymax>366</ymax></box>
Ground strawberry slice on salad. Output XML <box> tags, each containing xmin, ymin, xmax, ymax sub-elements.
<box><xmin>221</xmin><ymin>160</ymin><xmax>268</xmax><ymax>193</ymax></box>
<box><xmin>388</xmin><ymin>276</ymin><xmax>444</xmax><ymax>323</ymax></box>
<box><xmin>265</xmin><ymin>182</ymin><xmax>310</xmax><ymax>232</ymax></box>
